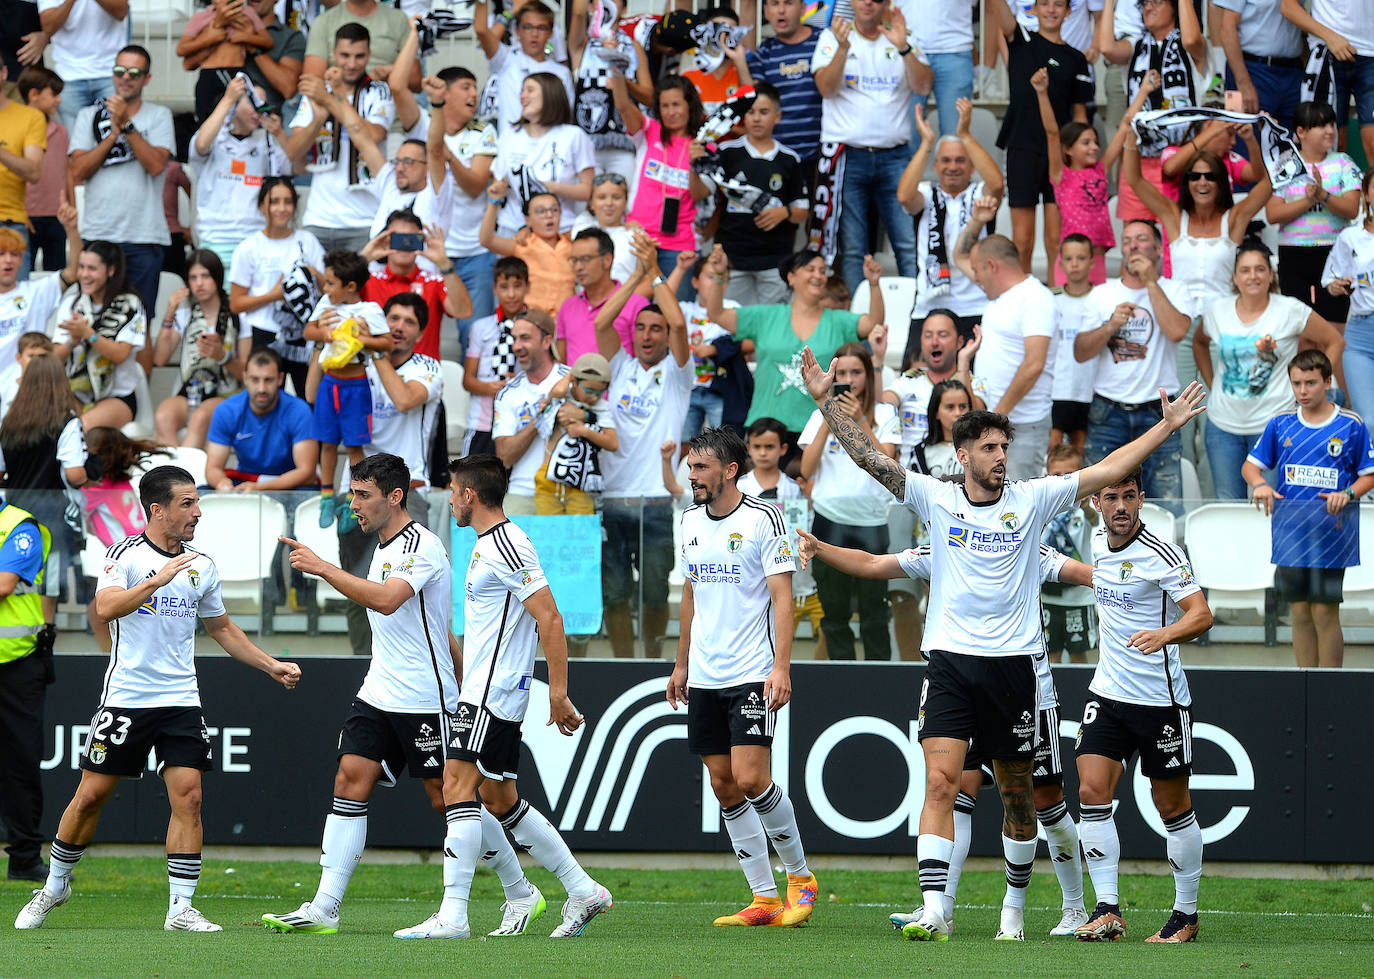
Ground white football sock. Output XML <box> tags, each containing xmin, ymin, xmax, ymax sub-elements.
<box><xmin>314</xmin><ymin>798</ymin><xmax>367</xmax><ymax>918</ymax></box>
<box><xmin>1037</xmin><ymin>801</ymin><xmax>1084</xmax><ymax>908</ymax></box>
<box><xmin>916</xmin><ymin>833</ymin><xmax>954</xmax><ymax>918</ymax></box>
<box><xmin>500</xmin><ymin>798</ymin><xmax>598</xmax><ymax>898</ymax></box>
<box><xmin>480</xmin><ymin>806</ymin><xmax>534</xmax><ymax>901</ymax></box>
<box><xmin>747</xmin><ymin>783</ymin><xmax>809</xmax><ymax>877</ymax></box>
<box><xmin>167</xmin><ymin>853</ymin><xmax>200</xmax><ymax>914</ymax></box>
<box><xmin>438</xmin><ymin>801</ymin><xmax>481</xmax><ymax>925</ymax></box>
<box><xmin>46</xmin><ymin>838</ymin><xmax>85</xmax><ymax>894</ymax></box>
<box><xmin>1163</xmin><ymin>808</ymin><xmax>1203</xmax><ymax>914</ymax></box>
<box><xmin>1002</xmin><ymin>835</ymin><xmax>1036</xmax><ymax>910</ymax></box>
<box><xmin>1078</xmin><ymin>803</ymin><xmax>1120</xmax><ymax>906</ymax></box>
<box><xmin>944</xmin><ymin>790</ymin><xmax>977</xmax><ymax>920</ymax></box>
<box><xmin>721</xmin><ymin>800</ymin><xmax>777</xmax><ymax>897</ymax></box>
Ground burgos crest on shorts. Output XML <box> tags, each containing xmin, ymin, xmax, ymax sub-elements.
<box><xmin>1119</xmin><ymin>560</ymin><xmax>1134</xmax><ymax>583</ymax></box>
<box><xmin>1328</xmin><ymin>436</ymin><xmax>1344</xmax><ymax>457</ymax></box>
<box><xmin>1000</xmin><ymin>512</ymin><xmax>1019</xmax><ymax>531</ymax></box>
<box><xmin>728</xmin><ymin>532</ymin><xmax>744</xmax><ymax>552</ymax></box>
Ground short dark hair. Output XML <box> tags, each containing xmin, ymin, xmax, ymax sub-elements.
<box><xmin>751</xmin><ymin>81</ymin><xmax>782</xmax><ymax>107</ymax></box>
<box><xmin>521</xmin><ymin>190</ymin><xmax>560</xmax><ymax>216</ymax></box>
<box><xmin>687</xmin><ymin>427</ymin><xmax>747</xmax><ymax>477</ymax></box>
<box><xmin>15</xmin><ymin>66</ymin><xmax>62</xmax><ymax>101</ymax></box>
<box><xmin>494</xmin><ymin>256</ymin><xmax>529</xmax><ymax>281</ymax></box>
<box><xmin>951</xmin><ymin>409</ymin><xmax>1013</xmax><ymax>451</ymax></box>
<box><xmin>1060</xmin><ymin>232</ymin><xmax>1093</xmax><ymax>252</ymax></box>
<box><xmin>384</xmin><ymin>291</ymin><xmax>428</xmax><ymax>332</ymax></box>
<box><xmin>384</xmin><ymin>208</ymin><xmax>424</xmax><ymax>231</ymax></box>
<box><xmin>117</xmin><ymin>44</ymin><xmax>152</xmax><ymax>71</ymax></box>
<box><xmin>516</xmin><ymin>0</ymin><xmax>556</xmax><ymax>25</ymax></box>
<box><xmin>1293</xmin><ymin>99</ymin><xmax>1337</xmax><ymax>131</ymax></box>
<box><xmin>246</xmin><ymin>346</ymin><xmax>284</xmax><ymax>374</ymax></box>
<box><xmin>573</xmin><ymin>227</ymin><xmax>614</xmax><ymax>257</ymax></box>
<box><xmin>334</xmin><ymin>22</ymin><xmax>371</xmax><ymax>46</ymax></box>
<box><xmin>745</xmin><ymin>416</ymin><xmax>789</xmax><ymax>446</ymax></box>
<box><xmin>450</xmin><ymin>454</ymin><xmax>509</xmax><ymax>506</ymax></box>
<box><xmin>351</xmin><ymin>452</ymin><xmax>410</xmax><ymax>507</ymax></box>
<box><xmin>324</xmin><ymin>249</ymin><xmax>369</xmax><ymax>290</ymax></box>
<box><xmin>139</xmin><ymin>465</ymin><xmax>195</xmax><ymax>518</ymax></box>
<box><xmin>1123</xmin><ymin>218</ymin><xmax>1163</xmax><ymax>244</ymax></box>
<box><xmin>437</xmin><ymin>65</ymin><xmax>476</xmax><ymax>85</ymax></box>
<box><xmin>1096</xmin><ymin>466</ymin><xmax>1143</xmax><ymax>495</ymax></box>
<box><xmin>1288</xmin><ymin>348</ymin><xmax>1333</xmax><ymax>380</ymax></box>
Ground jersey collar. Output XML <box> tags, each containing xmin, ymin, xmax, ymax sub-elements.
<box><xmin>378</xmin><ymin>520</ymin><xmax>416</xmax><ymax>549</ymax></box>
<box><xmin>1106</xmin><ymin>519</ymin><xmax>1145</xmax><ymax>553</ymax></box>
<box><xmin>141</xmin><ymin>533</ymin><xmax>183</xmax><ymax>558</ymax></box>
<box><xmin>478</xmin><ymin>519</ymin><xmax>511</xmax><ymax>538</ymax></box>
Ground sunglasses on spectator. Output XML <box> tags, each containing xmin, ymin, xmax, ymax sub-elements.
<box><xmin>592</xmin><ymin>173</ymin><xmax>628</xmax><ymax>187</ymax></box>
<box><xmin>1187</xmin><ymin>171</ymin><xmax>1220</xmax><ymax>183</ymax></box>
<box><xmin>112</xmin><ymin>66</ymin><xmax>147</xmax><ymax>78</ymax></box>
<box><xmin>575</xmin><ymin>379</ymin><xmax>608</xmax><ymax>396</ymax></box>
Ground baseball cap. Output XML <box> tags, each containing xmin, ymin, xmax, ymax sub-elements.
<box><xmin>572</xmin><ymin>353</ymin><xmax>613</xmax><ymax>385</ymax></box>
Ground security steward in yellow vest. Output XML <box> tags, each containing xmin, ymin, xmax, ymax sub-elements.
<box><xmin>0</xmin><ymin>497</ymin><xmax>54</xmax><ymax>882</ymax></box>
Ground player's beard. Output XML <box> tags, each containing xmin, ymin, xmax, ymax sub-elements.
<box><xmin>451</xmin><ymin>500</ymin><xmax>474</xmax><ymax>527</ymax></box>
<box><xmin>967</xmin><ymin>458</ymin><xmax>1005</xmax><ymax>495</ymax></box>
<box><xmin>690</xmin><ymin>475</ymin><xmax>723</xmax><ymax>506</ymax></box>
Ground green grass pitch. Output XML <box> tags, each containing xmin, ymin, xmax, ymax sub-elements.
<box><xmin>4</xmin><ymin>859</ymin><xmax>1371</xmax><ymax>977</ymax></box>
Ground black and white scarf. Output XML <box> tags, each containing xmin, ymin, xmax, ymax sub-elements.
<box><xmin>696</xmin><ymin>85</ymin><xmax>755</xmax><ymax>149</ymax></box>
<box><xmin>545</xmin><ymin>414</ymin><xmax>604</xmax><ymax>491</ymax></box>
<box><xmin>91</xmin><ymin>99</ymin><xmax>134</xmax><ymax>167</ymax></box>
<box><xmin>1301</xmin><ymin>37</ymin><xmax>1337</xmax><ymax>114</ymax></box>
<box><xmin>508</xmin><ymin>163</ymin><xmax>551</xmax><ymax>211</ymax></box>
<box><xmin>491</xmin><ymin>308</ymin><xmax>518</xmax><ymax>380</ymax></box>
<box><xmin>699</xmin><ymin>165</ymin><xmax>776</xmax><ymax>214</ymax></box>
<box><xmin>67</xmin><ymin>290</ymin><xmax>142</xmax><ymax>403</ymax></box>
<box><xmin>416</xmin><ymin>6</ymin><xmax>473</xmax><ymax>58</ymax></box>
<box><xmin>1132</xmin><ymin>107</ymin><xmax>1307</xmax><ymax>192</ymax></box>
<box><xmin>807</xmin><ymin>141</ymin><xmax>845</xmax><ymax>267</ymax></box>
<box><xmin>271</xmin><ymin>250</ymin><xmax>321</xmax><ymax>364</ymax></box>
<box><xmin>1127</xmin><ymin>28</ymin><xmax>1197</xmax><ymax>125</ymax></box>
<box><xmin>307</xmin><ymin>79</ymin><xmax>376</xmax><ymax>186</ymax></box>
<box><xmin>917</xmin><ymin>181</ymin><xmax>983</xmax><ymax>301</ymax></box>
<box><xmin>688</xmin><ymin>22</ymin><xmax>752</xmax><ymax>74</ymax></box>
<box><xmin>178</xmin><ymin>299</ymin><xmax>241</xmax><ymax>399</ymax></box>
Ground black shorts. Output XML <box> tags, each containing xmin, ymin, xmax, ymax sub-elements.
<box><xmin>1042</xmin><ymin>604</ymin><xmax>1097</xmax><ymax>657</ymax></box>
<box><xmin>687</xmin><ymin>682</ymin><xmax>775</xmax><ymax>755</ymax></box>
<box><xmin>1005</xmin><ymin>147</ymin><xmax>1056</xmax><ymax>208</ymax></box>
<box><xmin>1051</xmin><ymin>400</ymin><xmax>1091</xmax><ymax>434</ymax></box>
<box><xmin>1278</xmin><ymin>244</ymin><xmax>1350</xmax><ymax>323</ymax></box>
<box><xmin>1075</xmin><ymin>695</ymin><xmax>1192</xmax><ymax>779</ymax></box>
<box><xmin>337</xmin><ymin>698</ymin><xmax>448</xmax><ymax>784</ymax></box>
<box><xmin>918</xmin><ymin>651</ymin><xmax>1039</xmax><ymax>760</ymax></box>
<box><xmin>446</xmin><ymin>702</ymin><xmax>522</xmax><ymax>781</ymax></box>
<box><xmin>1032</xmin><ymin>705</ymin><xmax>1064</xmax><ymax>787</ymax></box>
<box><xmin>1275</xmin><ymin>565</ymin><xmax>1345</xmax><ymax>604</ymax></box>
<box><xmin>79</xmin><ymin>705</ymin><xmax>211</xmax><ymax>777</ymax></box>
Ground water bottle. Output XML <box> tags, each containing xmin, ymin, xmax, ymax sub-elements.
<box><xmin>185</xmin><ymin>377</ymin><xmax>203</xmax><ymax>411</ymax></box>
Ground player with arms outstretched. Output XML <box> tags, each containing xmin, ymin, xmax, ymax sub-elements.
<box><xmin>801</xmin><ymin>343</ymin><xmax>1205</xmax><ymax>942</ymax></box>
<box><xmin>668</xmin><ymin>427</ymin><xmax>819</xmax><ymax>928</ymax></box>
<box><xmin>16</xmin><ymin>467</ymin><xmax>300</xmax><ymax>933</ymax></box>
<box><xmin>1074</xmin><ymin>469</ymin><xmax>1212</xmax><ymax>944</ymax></box>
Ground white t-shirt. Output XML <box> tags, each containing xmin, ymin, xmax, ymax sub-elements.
<box><xmin>570</xmin><ymin>216</ymin><xmax>636</xmax><ymax>283</ymax></box>
<box><xmin>289</xmin><ymin>83</ymin><xmax>396</xmax><ymax>230</ymax></box>
<box><xmin>1201</xmin><ymin>294</ymin><xmax>1310</xmax><ymax>435</ymax></box>
<box><xmin>492</xmin><ymin>363</ymin><xmax>570</xmax><ymax>496</ymax></box>
<box><xmin>737</xmin><ymin>470</ymin><xmax>803</xmax><ymax>500</ymax></box>
<box><xmin>39</xmin><ymin>0</ymin><xmax>126</xmax><ymax>80</ymax></box>
<box><xmin>368</xmin><ymin>163</ymin><xmax>457</xmax><ymax>276</ymax></box>
<box><xmin>1211</xmin><ymin>0</ymin><xmax>1304</xmax><ymax>58</ymax></box>
<box><xmin>1089</xmin><ymin>523</ymin><xmax>1200</xmax><ymax>708</ymax></box>
<box><xmin>492</xmin><ymin>124</ymin><xmax>596</xmax><ymax>235</ymax></box>
<box><xmin>602</xmin><ymin>349</ymin><xmax>694</xmax><ymax>497</ymax></box>
<box><xmin>95</xmin><ymin>535</ymin><xmax>227</xmax><ymax>708</ymax></box>
<box><xmin>459</xmin><ymin>519</ymin><xmax>549</xmax><ymax>722</ymax></box>
<box><xmin>912</xmin><ymin>180</ymin><xmax>990</xmax><ymax>318</ymax></box>
<box><xmin>912</xmin><ymin>0</ymin><xmax>976</xmax><ymax>53</ymax></box>
<box><xmin>681</xmin><ymin>496</ymin><xmax>795</xmax><ymax>689</ymax></box>
<box><xmin>442</xmin><ymin>123</ymin><xmax>500</xmax><ymax>258</ymax></box>
<box><xmin>888</xmin><ymin>368</ymin><xmax>989</xmax><ymax>468</ymax></box>
<box><xmin>1322</xmin><ymin>224</ymin><xmax>1374</xmax><ymax>319</ymax></box>
<box><xmin>464</xmin><ymin>308</ymin><xmax>516</xmax><ymax>433</ymax></box>
<box><xmin>0</xmin><ymin>275</ymin><xmax>65</xmax><ymax>388</ymax></box>
<box><xmin>1009</xmin><ymin>0</ymin><xmax>1104</xmax><ymax>54</ymax></box>
<box><xmin>1311</xmin><ymin>0</ymin><xmax>1374</xmax><ymax>57</ymax></box>
<box><xmin>902</xmin><ymin>470</ymin><xmax>1079</xmax><ymax>656</ymax></box>
<box><xmin>799</xmin><ymin>402</ymin><xmax>901</xmax><ymax>526</ymax></box>
<box><xmin>71</xmin><ymin>102</ymin><xmax>176</xmax><ymax>245</ymax></box>
<box><xmin>228</xmin><ymin>230</ymin><xmax>326</xmax><ymax>337</ymax></box>
<box><xmin>977</xmin><ymin>275</ymin><xmax>1057</xmax><ymax>423</ymax></box>
<box><xmin>811</xmin><ymin>26</ymin><xmax>927</xmax><ymax>147</ymax></box>
<box><xmin>308</xmin><ymin>297</ymin><xmax>388</xmax><ymax>365</ymax></box>
<box><xmin>366</xmin><ymin>353</ymin><xmax>442</xmax><ymax>484</ymax></box>
<box><xmin>485</xmin><ymin>46</ymin><xmax>576</xmax><ymax>135</ymax></box>
<box><xmin>53</xmin><ymin>292</ymin><xmax>147</xmax><ymax>399</ymax></box>
<box><xmin>1085</xmin><ymin>277</ymin><xmax>1194</xmax><ymax>404</ymax></box>
<box><xmin>189</xmin><ymin>126</ymin><xmax>291</xmax><ymax>245</ymax></box>
<box><xmin>1113</xmin><ymin>0</ymin><xmax>1143</xmax><ymax>39</ymax></box>
<box><xmin>1052</xmin><ymin>291</ymin><xmax>1099</xmax><ymax>404</ymax></box>
<box><xmin>358</xmin><ymin>520</ymin><xmax>457</xmax><ymax>714</ymax></box>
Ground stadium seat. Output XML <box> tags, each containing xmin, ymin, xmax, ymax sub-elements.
<box><xmin>195</xmin><ymin>493</ymin><xmax>288</xmax><ymax>610</ymax></box>
<box><xmin>440</xmin><ymin>359</ymin><xmax>471</xmax><ymax>453</ymax></box>
<box><xmin>1139</xmin><ymin>501</ymin><xmax>1176</xmax><ymax>543</ymax></box>
<box><xmin>968</xmin><ymin>107</ymin><xmax>1001</xmax><ymax>169</ymax></box>
<box><xmin>121</xmin><ymin>369</ymin><xmax>156</xmax><ymax>440</ymax></box>
<box><xmin>149</xmin><ymin>271</ymin><xmax>187</xmax><ymax>358</ymax></box>
<box><xmin>1341</xmin><ymin>507</ymin><xmax>1374</xmax><ymax>616</ymax></box>
<box><xmin>1181</xmin><ymin>456</ymin><xmax>1202</xmax><ymax>504</ymax></box>
<box><xmin>164</xmin><ymin>446</ymin><xmax>208</xmax><ymax>487</ymax></box>
<box><xmin>291</xmin><ymin>497</ymin><xmax>349</xmax><ymax>606</ymax></box>
<box><xmin>1182</xmin><ymin>503</ymin><xmax>1274</xmax><ymax>616</ymax></box>
<box><xmin>849</xmin><ymin>277</ymin><xmax>917</xmax><ymax>370</ymax></box>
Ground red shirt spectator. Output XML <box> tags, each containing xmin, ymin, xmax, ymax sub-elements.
<box><xmin>363</xmin><ymin>265</ymin><xmax>448</xmax><ymax>360</ymax></box>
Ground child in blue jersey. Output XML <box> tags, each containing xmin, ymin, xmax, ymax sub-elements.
<box><xmin>1242</xmin><ymin>350</ymin><xmax>1374</xmax><ymax>668</ymax></box>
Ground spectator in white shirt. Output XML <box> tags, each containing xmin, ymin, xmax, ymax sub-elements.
<box><xmin>38</xmin><ymin>0</ymin><xmax>128</xmax><ymax>131</ymax></box>
<box><xmin>493</xmin><ymin>308</ymin><xmax>570</xmax><ymax>516</ymax></box>
<box><xmin>1280</xmin><ymin>0</ymin><xmax>1374</xmax><ymax>165</ymax></box>
<box><xmin>474</xmin><ymin>0</ymin><xmax>575</xmax><ymax>136</ymax></box>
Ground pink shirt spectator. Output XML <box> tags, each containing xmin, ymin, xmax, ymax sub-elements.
<box><xmin>1054</xmin><ymin>162</ymin><xmax>1114</xmax><ymax>248</ymax></box>
<box><xmin>628</xmin><ymin>117</ymin><xmax>697</xmax><ymax>252</ymax></box>
<box><xmin>556</xmin><ymin>284</ymin><xmax>647</xmax><ymax>365</ymax></box>
<box><xmin>83</xmin><ymin>478</ymin><xmax>146</xmax><ymax>547</ymax></box>
<box><xmin>25</xmin><ymin>118</ymin><xmax>66</xmax><ymax>218</ymax></box>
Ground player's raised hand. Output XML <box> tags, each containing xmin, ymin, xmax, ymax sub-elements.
<box><xmin>795</xmin><ymin>528</ymin><xmax>820</xmax><ymax>570</ymax></box>
<box><xmin>666</xmin><ymin>664</ymin><xmax>689</xmax><ymax>709</ymax></box>
<box><xmin>279</xmin><ymin>536</ymin><xmax>331</xmax><ymax>577</ymax></box>
<box><xmin>764</xmin><ymin>662</ymin><xmax>791</xmax><ymax>711</ymax></box>
<box><xmin>1127</xmin><ymin>628</ymin><xmax>1167</xmax><ymax>655</ymax></box>
<box><xmin>547</xmin><ymin>693</ymin><xmax>584</xmax><ymax>735</ymax></box>
<box><xmin>152</xmin><ymin>551</ymin><xmax>198</xmax><ymax>587</ymax></box>
<box><xmin>1250</xmin><ymin>482</ymin><xmax>1281</xmax><ymax>516</ymax></box>
<box><xmin>800</xmin><ymin>345</ymin><xmax>836</xmax><ymax>403</ymax></box>
<box><xmin>271</xmin><ymin>660</ymin><xmax>302</xmax><ymax>690</ymax></box>
<box><xmin>1160</xmin><ymin>381</ymin><xmax>1207</xmax><ymax>432</ymax></box>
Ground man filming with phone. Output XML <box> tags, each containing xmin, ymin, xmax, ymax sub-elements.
<box><xmin>361</xmin><ymin>208</ymin><xmax>472</xmax><ymax>360</ymax></box>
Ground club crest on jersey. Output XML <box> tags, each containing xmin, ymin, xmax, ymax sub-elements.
<box><xmin>728</xmin><ymin>532</ymin><xmax>744</xmax><ymax>552</ymax></box>
<box><xmin>470</xmin><ymin>551</ymin><xmax>481</xmax><ymax>569</ymax></box>
<box><xmin>381</xmin><ymin>562</ymin><xmax>392</xmax><ymax>581</ymax></box>
<box><xmin>1000</xmin><ymin>512</ymin><xmax>1019</xmax><ymax>532</ymax></box>
<box><xmin>188</xmin><ymin>569</ymin><xmax>199</xmax><ymax>588</ymax></box>
<box><xmin>88</xmin><ymin>742</ymin><xmax>107</xmax><ymax>765</ymax></box>
<box><xmin>1328</xmin><ymin>436</ymin><xmax>1343</xmax><ymax>457</ymax></box>
<box><xmin>1118</xmin><ymin>561</ymin><xmax>1134</xmax><ymax>583</ymax></box>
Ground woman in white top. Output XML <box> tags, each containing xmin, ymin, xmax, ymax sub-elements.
<box><xmin>52</xmin><ymin>241</ymin><xmax>148</xmax><ymax>431</ymax></box>
<box><xmin>1323</xmin><ymin>168</ymin><xmax>1374</xmax><ymax>419</ymax></box>
<box><xmin>228</xmin><ymin>176</ymin><xmax>325</xmax><ymax>397</ymax></box>
<box><xmin>800</xmin><ymin>341</ymin><xmax>899</xmax><ymax>660</ymax></box>
<box><xmin>1197</xmin><ymin>239</ymin><xmax>1346</xmax><ymax>499</ymax></box>
<box><xmin>491</xmin><ymin>72</ymin><xmax>596</xmax><ymax>237</ymax></box>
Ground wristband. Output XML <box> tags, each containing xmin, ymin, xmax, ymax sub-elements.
<box><xmin>430</xmin><ymin>100</ymin><xmax>446</xmax><ymax>109</ymax></box>
<box><xmin>897</xmin><ymin>45</ymin><xmax>912</xmax><ymax>56</ymax></box>
<box><xmin>120</xmin><ymin>121</ymin><xmax>135</xmax><ymax>135</ymax></box>
<box><xmin>652</xmin><ymin>275</ymin><xmax>667</xmax><ymax>288</ymax></box>
<box><xmin>438</xmin><ymin>264</ymin><xmax>456</xmax><ymax>275</ymax></box>
<box><xmin>217</xmin><ymin>347</ymin><xmax>232</xmax><ymax>365</ymax></box>
<box><xmin>487</xmin><ymin>196</ymin><xmax>503</xmax><ymax>206</ymax></box>
<box><xmin>1345</xmin><ymin>487</ymin><xmax>1356</xmax><ymax>499</ymax></box>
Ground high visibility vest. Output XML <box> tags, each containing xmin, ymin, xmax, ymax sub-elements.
<box><xmin>0</xmin><ymin>502</ymin><xmax>51</xmax><ymax>663</ymax></box>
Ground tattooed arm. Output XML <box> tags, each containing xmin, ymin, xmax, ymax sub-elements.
<box><xmin>951</xmin><ymin>194</ymin><xmax>999</xmax><ymax>282</ymax></box>
<box><xmin>800</xmin><ymin>346</ymin><xmax>908</xmax><ymax>500</ymax></box>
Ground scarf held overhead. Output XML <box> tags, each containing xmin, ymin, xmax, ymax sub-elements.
<box><xmin>1131</xmin><ymin>107</ymin><xmax>1306</xmax><ymax>192</ymax></box>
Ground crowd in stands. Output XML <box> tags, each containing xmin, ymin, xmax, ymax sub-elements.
<box><xmin>0</xmin><ymin>0</ymin><xmax>1371</xmax><ymax>662</ymax></box>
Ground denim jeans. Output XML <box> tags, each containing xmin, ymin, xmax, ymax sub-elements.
<box><xmin>1007</xmin><ymin>414</ymin><xmax>1050</xmax><ymax>480</ymax></box>
<box><xmin>1085</xmin><ymin>395</ymin><xmax>1183</xmax><ymax>510</ymax></box>
<box><xmin>839</xmin><ymin>142</ymin><xmax>917</xmax><ymax>291</ymax></box>
<box><xmin>1</xmin><ymin>221</ymin><xmax>30</xmax><ymax>281</ymax></box>
<box><xmin>1333</xmin><ymin>55</ymin><xmax>1374</xmax><ymax>127</ymax></box>
<box><xmin>1343</xmin><ymin>313</ymin><xmax>1374</xmax><ymax>418</ymax></box>
<box><xmin>657</xmin><ymin>248</ymin><xmax>697</xmax><ymax>301</ymax></box>
<box><xmin>914</xmin><ymin>50</ymin><xmax>974</xmax><ymax>140</ymax></box>
<box><xmin>453</xmin><ymin>250</ymin><xmax>497</xmax><ymax>351</ymax></box>
<box><xmin>1225</xmin><ymin>62</ymin><xmax>1303</xmax><ymax>138</ymax></box>
<box><xmin>116</xmin><ymin>242</ymin><xmax>165</xmax><ymax>316</ymax></box>
<box><xmin>1203</xmin><ymin>421</ymin><xmax>1263</xmax><ymax>501</ymax></box>
<box><xmin>58</xmin><ymin>76</ymin><xmax>114</xmax><ymax>133</ymax></box>
<box><xmin>681</xmin><ymin>386</ymin><xmax>723</xmax><ymax>443</ymax></box>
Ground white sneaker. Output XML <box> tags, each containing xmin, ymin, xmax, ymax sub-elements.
<box><xmin>393</xmin><ymin>912</ymin><xmax>469</xmax><ymax>940</ymax></box>
<box><xmin>15</xmin><ymin>882</ymin><xmax>71</xmax><ymax>929</ymax></box>
<box><xmin>549</xmin><ymin>884</ymin><xmax>612</xmax><ymax>938</ymax></box>
<box><xmin>165</xmin><ymin>906</ymin><xmax>223</xmax><ymax>932</ymax></box>
<box><xmin>1050</xmin><ymin>906</ymin><xmax>1090</xmax><ymax>936</ymax></box>
<box><xmin>261</xmin><ymin>902</ymin><xmax>340</xmax><ymax>934</ymax></box>
<box><xmin>995</xmin><ymin>905</ymin><xmax>1025</xmax><ymax>941</ymax></box>
<box><xmin>901</xmin><ymin>906</ymin><xmax>951</xmax><ymax>942</ymax></box>
<box><xmin>890</xmin><ymin>906</ymin><xmax>954</xmax><ymax>934</ymax></box>
<box><xmin>489</xmin><ymin>885</ymin><xmax>547</xmax><ymax>937</ymax></box>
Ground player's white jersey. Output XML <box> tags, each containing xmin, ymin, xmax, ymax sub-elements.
<box><xmin>460</xmin><ymin>520</ymin><xmax>548</xmax><ymax>721</ymax></box>
<box><xmin>358</xmin><ymin>520</ymin><xmax>457</xmax><ymax>713</ymax></box>
<box><xmin>96</xmin><ymin>535</ymin><xmax>227</xmax><ymax>708</ymax></box>
<box><xmin>902</xmin><ymin>471</ymin><xmax>1079</xmax><ymax>657</ymax></box>
<box><xmin>899</xmin><ymin>541</ymin><xmax>1068</xmax><ymax>707</ymax></box>
<box><xmin>1089</xmin><ymin>522</ymin><xmax>1200</xmax><ymax>708</ymax></box>
<box><xmin>681</xmin><ymin>495</ymin><xmax>794</xmax><ymax>689</ymax></box>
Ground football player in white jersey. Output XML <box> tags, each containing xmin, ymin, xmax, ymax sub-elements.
<box><xmin>262</xmin><ymin>453</ymin><xmax>539</xmax><ymax>936</ymax></box>
<box><xmin>395</xmin><ymin>454</ymin><xmax>608</xmax><ymax>941</ymax></box>
<box><xmin>798</xmin><ymin>535</ymin><xmax>1091</xmax><ymax>937</ymax></box>
<box><xmin>667</xmin><ymin>428</ymin><xmax>819</xmax><ymax>928</ymax></box>
<box><xmin>1074</xmin><ymin>470</ymin><xmax>1212</xmax><ymax>945</ymax></box>
<box><xmin>16</xmin><ymin>467</ymin><xmax>300</xmax><ymax>934</ymax></box>
<box><xmin>801</xmin><ymin>345</ymin><xmax>1206</xmax><ymax>942</ymax></box>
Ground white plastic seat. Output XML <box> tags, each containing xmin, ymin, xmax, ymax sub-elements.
<box><xmin>1138</xmin><ymin>502</ymin><xmax>1176</xmax><ymax>543</ymax></box>
<box><xmin>1182</xmin><ymin>503</ymin><xmax>1275</xmax><ymax>615</ymax></box>
<box><xmin>166</xmin><ymin>446</ymin><xmax>208</xmax><ymax>487</ymax></box>
<box><xmin>1181</xmin><ymin>456</ymin><xmax>1202</xmax><ymax>505</ymax></box>
<box><xmin>121</xmin><ymin>369</ymin><xmax>156</xmax><ymax>440</ymax></box>
<box><xmin>194</xmin><ymin>493</ymin><xmax>288</xmax><ymax>609</ymax></box>
<box><xmin>1340</xmin><ymin>508</ymin><xmax>1374</xmax><ymax>616</ymax></box>
<box><xmin>291</xmin><ymin>497</ymin><xmax>348</xmax><ymax>604</ymax></box>
<box><xmin>441</xmin><ymin>359</ymin><xmax>471</xmax><ymax>454</ymax></box>
<box><xmin>850</xmin><ymin>276</ymin><xmax>918</xmax><ymax>370</ymax></box>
